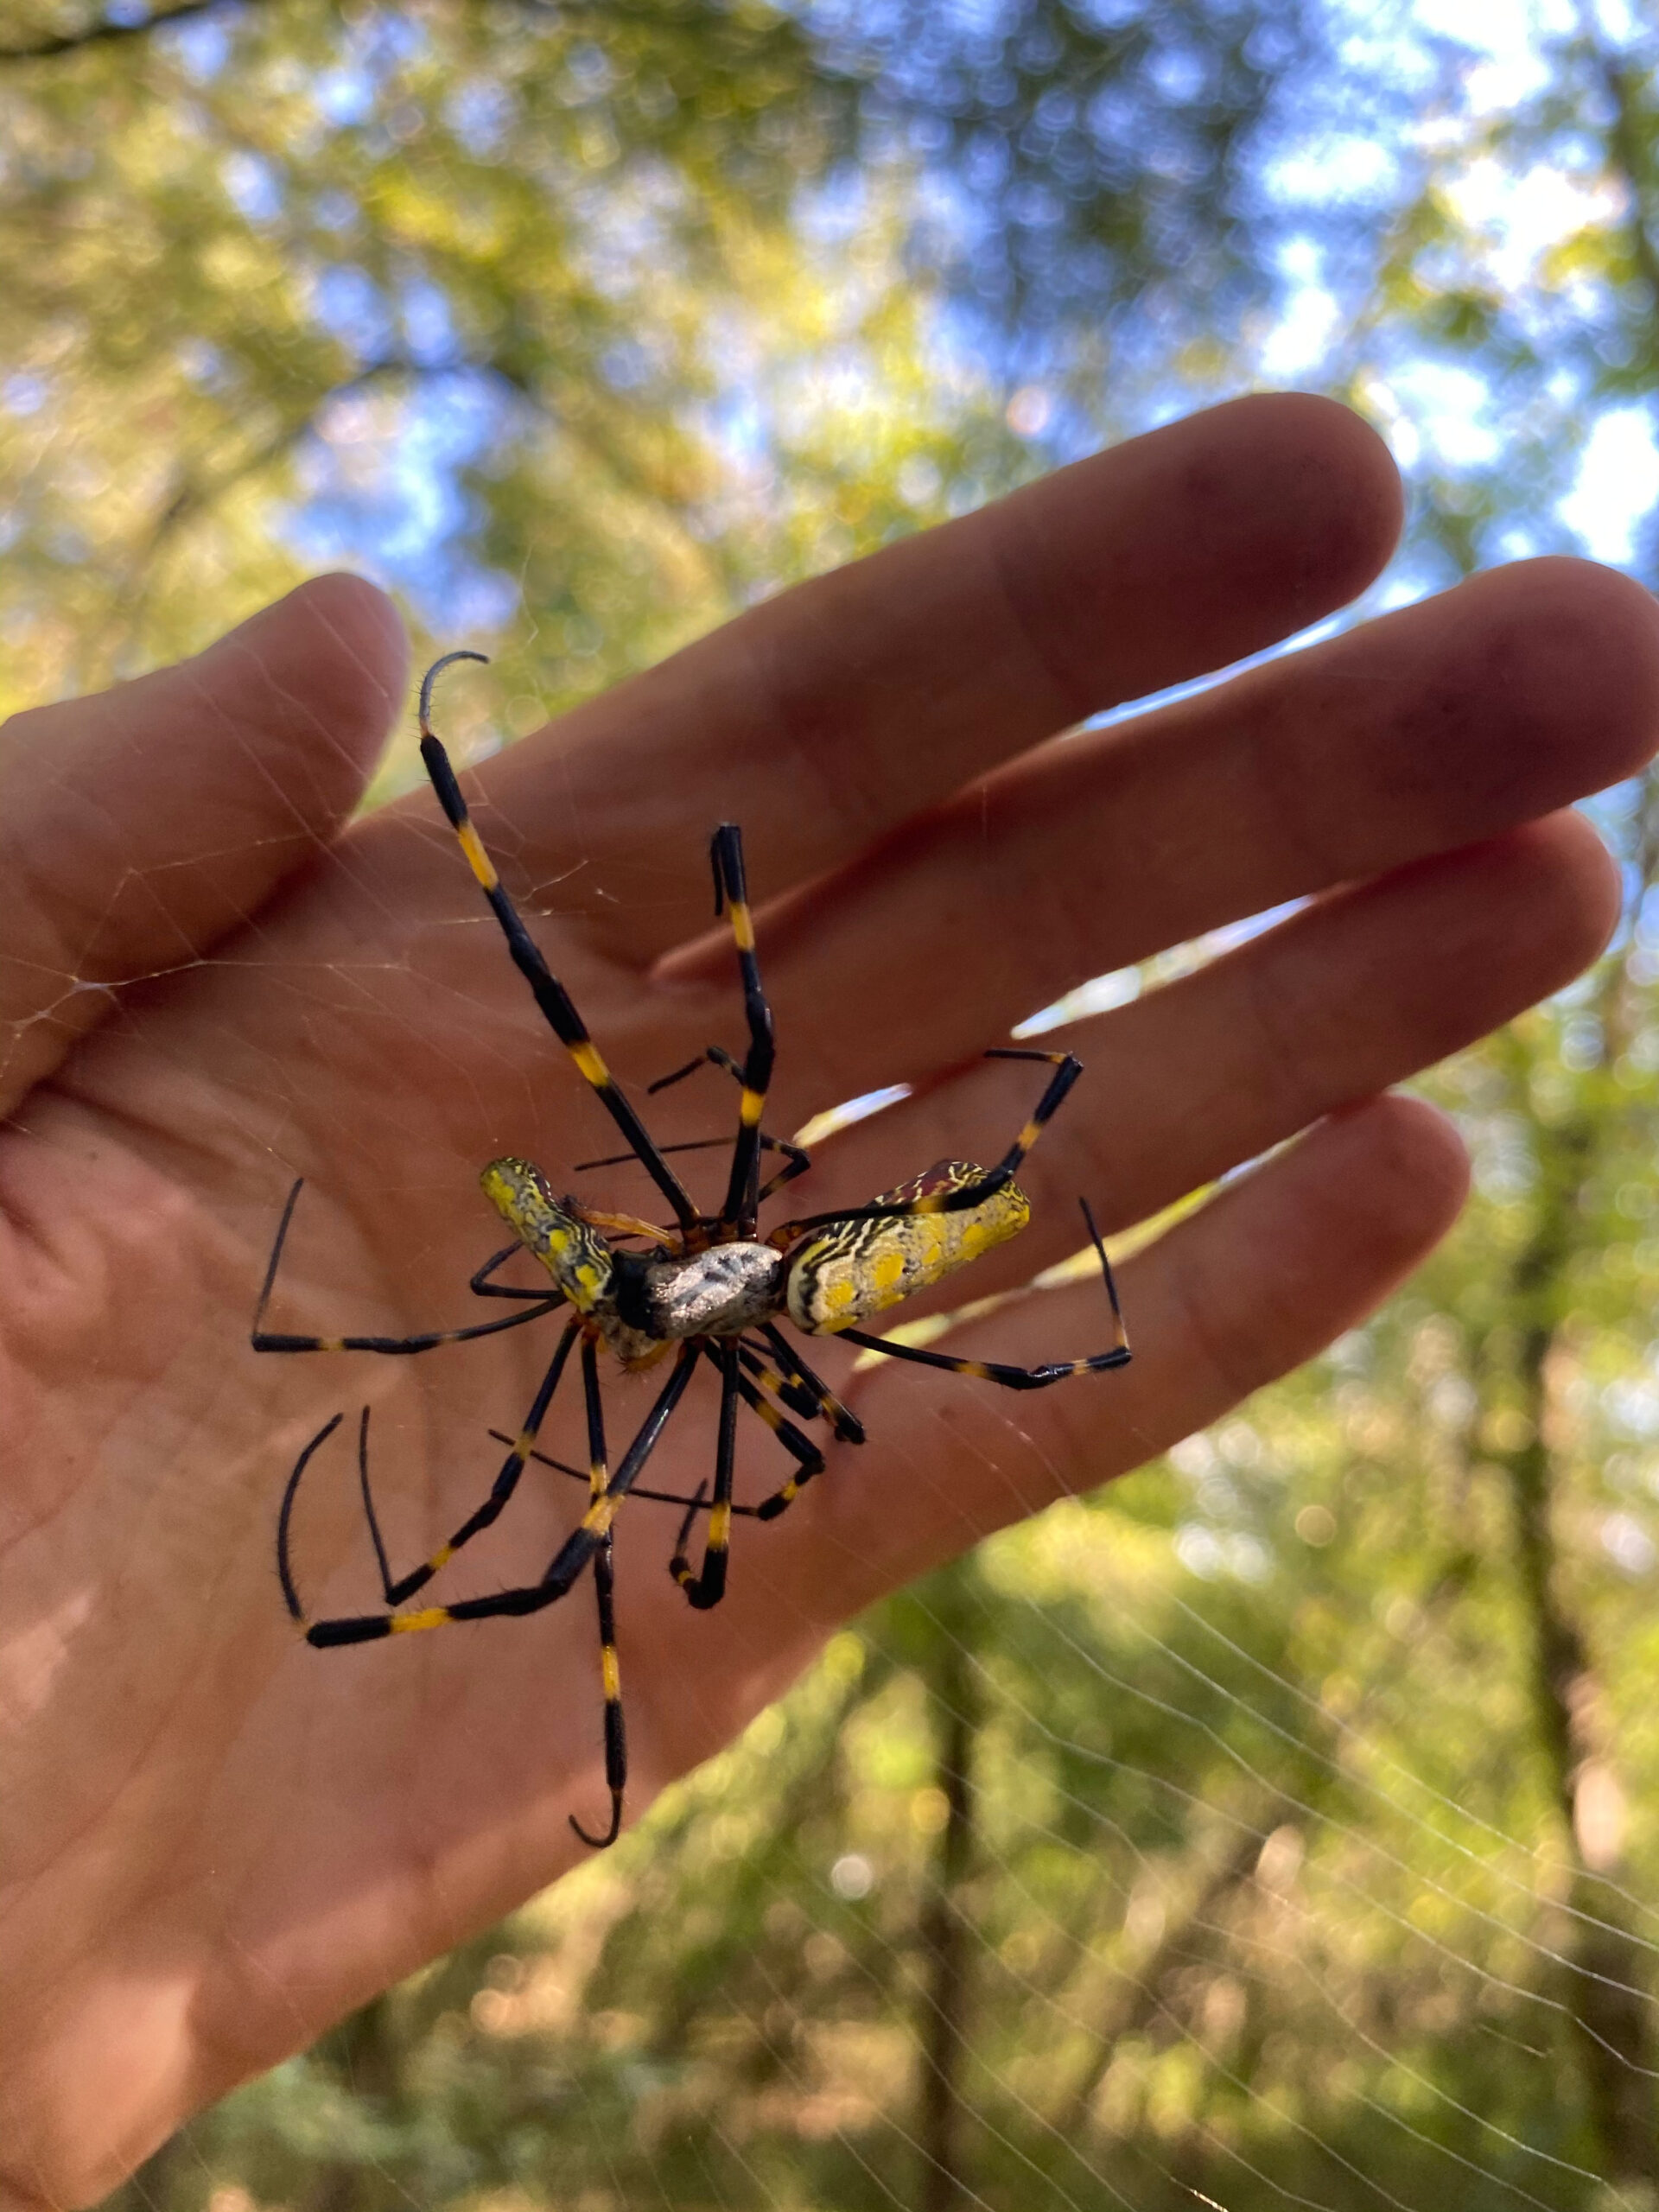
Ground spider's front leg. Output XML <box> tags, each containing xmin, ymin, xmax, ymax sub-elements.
<box><xmin>417</xmin><ymin>652</ymin><xmax>699</xmax><ymax>1233</ymax></box>
<box><xmin>709</xmin><ymin>825</ymin><xmax>776</xmax><ymax>1233</ymax></box>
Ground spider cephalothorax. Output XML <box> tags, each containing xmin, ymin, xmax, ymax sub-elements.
<box><xmin>254</xmin><ymin>652</ymin><xmax>1129</xmax><ymax>1847</ymax></box>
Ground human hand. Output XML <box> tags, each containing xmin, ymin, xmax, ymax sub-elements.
<box><xmin>5</xmin><ymin>393</ymin><xmax>1656</xmax><ymax>2206</ymax></box>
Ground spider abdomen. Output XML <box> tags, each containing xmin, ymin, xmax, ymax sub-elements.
<box><xmin>480</xmin><ymin>1156</ymin><xmax>613</xmax><ymax>1315</ymax></box>
<box><xmin>785</xmin><ymin>1160</ymin><xmax>1031</xmax><ymax>1335</ymax></box>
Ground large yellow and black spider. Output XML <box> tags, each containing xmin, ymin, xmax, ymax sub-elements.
<box><xmin>254</xmin><ymin>651</ymin><xmax>1130</xmax><ymax>1847</ymax></box>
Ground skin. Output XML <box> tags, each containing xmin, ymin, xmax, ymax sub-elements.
<box><xmin>3</xmin><ymin>391</ymin><xmax>1659</xmax><ymax>2207</ymax></box>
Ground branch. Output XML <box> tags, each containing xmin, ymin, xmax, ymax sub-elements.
<box><xmin>143</xmin><ymin>354</ymin><xmax>421</xmax><ymax>545</ymax></box>
<box><xmin>0</xmin><ymin>0</ymin><xmax>251</xmax><ymax>65</ymax></box>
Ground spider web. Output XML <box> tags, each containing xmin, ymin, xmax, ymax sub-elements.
<box><xmin>9</xmin><ymin>10</ymin><xmax>1651</xmax><ymax>2196</ymax></box>
<box><xmin>87</xmin><ymin>740</ymin><xmax>1659</xmax><ymax>2212</ymax></box>
<box><xmin>0</xmin><ymin>413</ymin><xmax>1621</xmax><ymax>2212</ymax></box>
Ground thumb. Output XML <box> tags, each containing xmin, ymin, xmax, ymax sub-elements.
<box><xmin>0</xmin><ymin>575</ymin><xmax>407</xmax><ymax>1116</ymax></box>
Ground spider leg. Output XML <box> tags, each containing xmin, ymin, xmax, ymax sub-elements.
<box><xmin>313</xmin><ymin>1340</ymin><xmax>697</xmax><ymax>1645</ymax></box>
<box><xmin>276</xmin><ymin>1412</ymin><xmax>345</xmax><ymax>1623</ymax></box>
<box><xmin>253</xmin><ymin>1181</ymin><xmax>563</xmax><ymax>1354</ymax></box>
<box><xmin>690</xmin><ymin>1343</ymin><xmax>827</xmax><ymax>1531</ymax></box>
<box><xmin>469</xmin><ymin>1244</ymin><xmax>564</xmax><ymax>1300</ymax></box>
<box><xmin>490</xmin><ymin>1430</ymin><xmax>770</xmax><ymax>1518</ymax></box>
<box><xmin>567</xmin><ymin>848</ymin><xmax>785</xmax><ymax>1235</ymax></box>
<box><xmin>671</xmin><ymin>1341</ymin><xmax>741</xmax><ymax>1608</ymax></box>
<box><xmin>773</xmin><ymin>1048</ymin><xmax>1083</xmax><ymax>1238</ymax></box>
<box><xmin>417</xmin><ymin>653</ymin><xmax>697</xmax><ymax>1232</ymax></box>
<box><xmin>754</xmin><ymin>1322</ymin><xmax>864</xmax><ymax>1443</ymax></box>
<box><xmin>728</xmin><ymin>1359</ymin><xmax>829</xmax><ymax>1523</ymax></box>
<box><xmin>737</xmin><ymin>1342</ymin><xmax>817</xmax><ymax>1418</ymax></box>
<box><xmin>474</xmin><ymin>1340</ymin><xmax>701</xmax><ymax>1611</ymax></box>
<box><xmin>573</xmin><ymin>1128</ymin><xmax>810</xmax><ymax>1191</ymax></box>
<box><xmin>646</xmin><ymin>1045</ymin><xmax>744</xmax><ymax>1095</ymax></box>
<box><xmin>294</xmin><ymin>1345</ymin><xmax>696</xmax><ymax>1643</ymax></box>
<box><xmin>568</xmin><ymin>1202</ymin><xmax>677</xmax><ymax>1248</ymax></box>
<box><xmin>709</xmin><ymin>826</ymin><xmax>776</xmax><ymax>1234</ymax></box>
<box><xmin>503</xmin><ymin>1338</ymin><xmax>828</xmax><ymax>1531</ymax></box>
<box><xmin>579</xmin><ymin>1044</ymin><xmax>810</xmax><ymax>1198</ymax></box>
<box><xmin>571</xmin><ymin>1535</ymin><xmax>626</xmax><ymax>1849</ymax></box>
<box><xmin>832</xmin><ymin>1199</ymin><xmax>1131</xmax><ymax>1391</ymax></box>
<box><xmin>756</xmin><ymin>1141</ymin><xmax>813</xmax><ymax>1202</ymax></box>
<box><xmin>570</xmin><ymin>1337</ymin><xmax>627</xmax><ymax>1850</ymax></box>
<box><xmin>281</xmin><ymin>1318</ymin><xmax>584</xmax><ymax>1639</ymax></box>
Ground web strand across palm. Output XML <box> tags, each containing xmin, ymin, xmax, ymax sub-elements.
<box><xmin>4</xmin><ymin>393</ymin><xmax>1659</xmax><ymax>2207</ymax></box>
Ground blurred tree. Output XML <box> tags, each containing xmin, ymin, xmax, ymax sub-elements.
<box><xmin>1316</xmin><ymin>13</ymin><xmax>1659</xmax><ymax>2191</ymax></box>
<box><xmin>0</xmin><ymin>0</ymin><xmax>1314</xmax><ymax>730</ymax></box>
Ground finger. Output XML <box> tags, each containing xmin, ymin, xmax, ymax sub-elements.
<box><xmin>0</xmin><ymin>575</ymin><xmax>407</xmax><ymax>1115</ymax></box>
<box><xmin>779</xmin><ymin>1092</ymin><xmax>1467</xmax><ymax>1618</ymax></box>
<box><xmin>709</xmin><ymin>554</ymin><xmax>1659</xmax><ymax>1096</ymax></box>
<box><xmin>757</xmin><ymin>813</ymin><xmax>1608</xmax><ymax>1313</ymax></box>
<box><xmin>464</xmin><ymin>393</ymin><xmax>1402</xmax><ymax>961</ymax></box>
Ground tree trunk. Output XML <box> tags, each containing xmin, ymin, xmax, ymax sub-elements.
<box><xmin>1499</xmin><ymin>1114</ymin><xmax>1655</xmax><ymax>2186</ymax></box>
<box><xmin>918</xmin><ymin>1612</ymin><xmax>978</xmax><ymax>2212</ymax></box>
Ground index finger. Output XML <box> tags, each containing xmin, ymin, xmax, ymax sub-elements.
<box><xmin>474</xmin><ymin>392</ymin><xmax>1402</xmax><ymax>964</ymax></box>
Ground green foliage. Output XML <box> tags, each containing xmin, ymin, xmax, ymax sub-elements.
<box><xmin>0</xmin><ymin>0</ymin><xmax>1312</xmax><ymax>725</ymax></box>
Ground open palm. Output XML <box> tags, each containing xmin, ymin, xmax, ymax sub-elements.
<box><xmin>6</xmin><ymin>394</ymin><xmax>1657</xmax><ymax>2209</ymax></box>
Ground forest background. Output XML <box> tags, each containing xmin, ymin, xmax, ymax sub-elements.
<box><xmin>6</xmin><ymin>0</ymin><xmax>1659</xmax><ymax>2205</ymax></box>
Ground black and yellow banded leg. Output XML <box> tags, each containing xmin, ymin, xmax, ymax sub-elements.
<box><xmin>741</xmin><ymin>1385</ymin><xmax>826</xmax><ymax>1525</ymax></box>
<box><xmin>493</xmin><ymin>1430</ymin><xmax>771</xmax><ymax>1521</ymax></box>
<box><xmin>575</xmin><ymin>1043</ymin><xmax>810</xmax><ymax>1198</ymax></box>
<box><xmin>709</xmin><ymin>824</ymin><xmax>776</xmax><ymax>1234</ymax></box>
<box><xmin>570</xmin><ymin>1534</ymin><xmax>626</xmax><ymax>1851</ymax></box>
<box><xmin>253</xmin><ymin>1180</ymin><xmax>563</xmax><ymax>1356</ymax></box>
<box><xmin>776</xmin><ymin>1050</ymin><xmax>1084</xmax><ymax>1240</ymax></box>
<box><xmin>671</xmin><ymin>1340</ymin><xmax>741</xmax><ymax>1608</ymax></box>
<box><xmin>570</xmin><ymin>1337</ymin><xmax>626</xmax><ymax>1850</ymax></box>
<box><xmin>281</xmin><ymin>1318</ymin><xmax>583</xmax><ymax>1643</ymax></box>
<box><xmin>757</xmin><ymin>1140</ymin><xmax>814</xmax><ymax>1204</ymax></box>
<box><xmin>756</xmin><ymin>1322</ymin><xmax>865</xmax><ymax>1444</ymax></box>
<box><xmin>417</xmin><ymin>652</ymin><xmax>698</xmax><ymax>1233</ymax></box>
<box><xmin>529</xmin><ymin>1340</ymin><xmax>702</xmax><ymax>1604</ymax></box>
<box><xmin>574</xmin><ymin>1124</ymin><xmax>811</xmax><ymax>1196</ymax></box>
<box><xmin>701</xmin><ymin>1344</ymin><xmax>826</xmax><ymax>1524</ymax></box>
<box><xmin>391</xmin><ymin>1317</ymin><xmax>584</xmax><ymax>1605</ymax></box>
<box><xmin>292</xmin><ymin>1343</ymin><xmax>696</xmax><ymax>1644</ymax></box>
<box><xmin>969</xmin><ymin>1046</ymin><xmax>1084</xmax><ymax>1205</ymax></box>
<box><xmin>834</xmin><ymin>1199</ymin><xmax>1131</xmax><ymax>1392</ymax></box>
<box><xmin>737</xmin><ymin>1343</ymin><xmax>817</xmax><ymax>1419</ymax></box>
<box><xmin>646</xmin><ymin>1048</ymin><xmax>813</xmax><ymax>1191</ymax></box>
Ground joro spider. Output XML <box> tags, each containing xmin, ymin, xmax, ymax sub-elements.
<box><xmin>255</xmin><ymin>650</ymin><xmax>1131</xmax><ymax>1848</ymax></box>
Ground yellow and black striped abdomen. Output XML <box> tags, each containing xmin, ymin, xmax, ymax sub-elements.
<box><xmin>480</xmin><ymin>1156</ymin><xmax>613</xmax><ymax>1317</ymax></box>
<box><xmin>785</xmin><ymin>1160</ymin><xmax>1029</xmax><ymax>1335</ymax></box>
